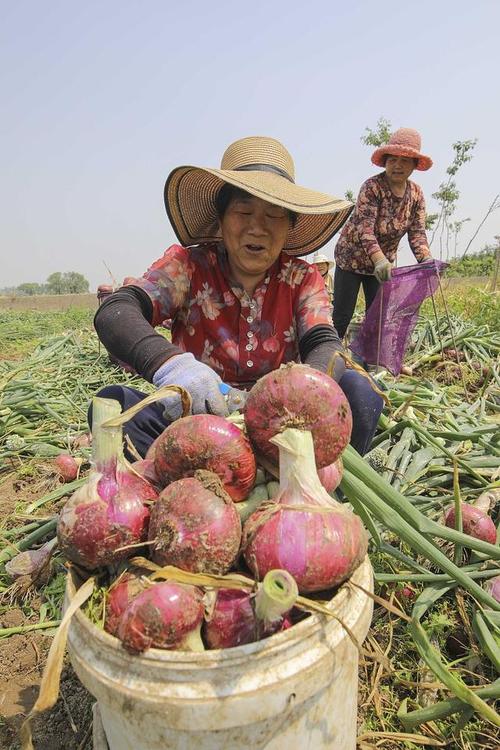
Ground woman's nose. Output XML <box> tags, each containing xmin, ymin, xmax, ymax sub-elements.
<box><xmin>247</xmin><ymin>211</ymin><xmax>267</xmax><ymax>234</ymax></box>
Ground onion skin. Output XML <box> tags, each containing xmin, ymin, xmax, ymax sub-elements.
<box><xmin>244</xmin><ymin>363</ymin><xmax>352</xmax><ymax>468</ymax></box>
<box><xmin>132</xmin><ymin>458</ymin><xmax>162</xmax><ymax>490</ymax></box>
<box><xmin>117</xmin><ymin>582</ymin><xmax>204</xmax><ymax>653</ymax></box>
<box><xmin>54</xmin><ymin>454</ymin><xmax>81</xmax><ymax>482</ymax></box>
<box><xmin>105</xmin><ymin>570</ymin><xmax>150</xmax><ymax>636</ymax></box>
<box><xmin>318</xmin><ymin>458</ymin><xmax>343</xmax><ymax>493</ymax></box>
<box><xmin>444</xmin><ymin>503</ymin><xmax>497</xmax><ymax>545</ymax></box>
<box><xmin>154</xmin><ymin>415</ymin><xmax>256</xmax><ymax>501</ymax></box>
<box><xmin>204</xmin><ymin>589</ymin><xmax>257</xmax><ymax>649</ymax></box>
<box><xmin>149</xmin><ymin>470</ymin><xmax>242</xmax><ymax>575</ymax></box>
<box><xmin>485</xmin><ymin>575</ymin><xmax>500</xmax><ymax>604</ymax></box>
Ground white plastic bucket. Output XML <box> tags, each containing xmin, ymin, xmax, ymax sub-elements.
<box><xmin>66</xmin><ymin>556</ymin><xmax>373</xmax><ymax>750</ymax></box>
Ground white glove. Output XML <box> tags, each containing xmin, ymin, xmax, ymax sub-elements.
<box><xmin>373</xmin><ymin>257</ymin><xmax>392</xmax><ymax>283</ymax></box>
<box><xmin>153</xmin><ymin>353</ymin><xmax>229</xmax><ymax>421</ymax></box>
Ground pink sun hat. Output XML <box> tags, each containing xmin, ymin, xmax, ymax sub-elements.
<box><xmin>371</xmin><ymin>128</ymin><xmax>433</xmax><ymax>171</ymax></box>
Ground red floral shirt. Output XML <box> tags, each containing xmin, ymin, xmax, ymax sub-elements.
<box><xmin>334</xmin><ymin>173</ymin><xmax>430</xmax><ymax>274</ymax></box>
<box><xmin>127</xmin><ymin>243</ymin><xmax>332</xmax><ymax>388</ymax></box>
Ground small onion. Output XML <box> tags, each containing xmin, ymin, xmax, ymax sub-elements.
<box><xmin>443</xmin><ymin>503</ymin><xmax>497</xmax><ymax>545</ymax></box>
<box><xmin>54</xmin><ymin>454</ymin><xmax>82</xmax><ymax>483</ymax></box>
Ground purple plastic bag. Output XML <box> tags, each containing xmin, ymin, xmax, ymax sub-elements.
<box><xmin>350</xmin><ymin>260</ymin><xmax>448</xmax><ymax>375</ymax></box>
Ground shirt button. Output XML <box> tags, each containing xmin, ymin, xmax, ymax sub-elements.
<box><xmin>246</xmin><ymin>316</ymin><xmax>253</xmax><ymax>323</ymax></box>
<box><xmin>246</xmin><ymin>360</ymin><xmax>254</xmax><ymax>367</ymax></box>
<box><xmin>245</xmin><ymin>343</ymin><xmax>253</xmax><ymax>351</ymax></box>
<box><xmin>247</xmin><ymin>331</ymin><xmax>253</xmax><ymax>338</ymax></box>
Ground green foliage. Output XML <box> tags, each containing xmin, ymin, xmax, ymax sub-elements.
<box><xmin>446</xmin><ymin>247</ymin><xmax>496</xmax><ymax>277</ymax></box>
<box><xmin>46</xmin><ymin>271</ymin><xmax>89</xmax><ymax>294</ymax></box>
<box><xmin>360</xmin><ymin>116</ymin><xmax>391</xmax><ymax>147</ymax></box>
<box><xmin>17</xmin><ymin>283</ymin><xmax>45</xmax><ymax>296</ymax></box>
<box><xmin>344</xmin><ymin>189</ymin><xmax>356</xmax><ymax>203</ymax></box>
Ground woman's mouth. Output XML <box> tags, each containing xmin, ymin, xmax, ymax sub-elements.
<box><xmin>245</xmin><ymin>244</ymin><xmax>265</xmax><ymax>253</ymax></box>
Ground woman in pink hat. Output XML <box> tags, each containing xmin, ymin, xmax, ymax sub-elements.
<box><xmin>333</xmin><ymin>128</ymin><xmax>433</xmax><ymax>341</ymax></box>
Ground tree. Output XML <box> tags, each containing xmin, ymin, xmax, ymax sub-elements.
<box><xmin>63</xmin><ymin>272</ymin><xmax>89</xmax><ymax>293</ymax></box>
<box><xmin>46</xmin><ymin>272</ymin><xmax>65</xmax><ymax>294</ymax></box>
<box><xmin>17</xmin><ymin>282</ymin><xmax>45</xmax><ymax>296</ymax></box>
<box><xmin>45</xmin><ymin>271</ymin><xmax>89</xmax><ymax>294</ymax></box>
<box><xmin>360</xmin><ymin>117</ymin><xmax>391</xmax><ymax>147</ymax></box>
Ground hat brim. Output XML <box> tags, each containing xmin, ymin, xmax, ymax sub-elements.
<box><xmin>371</xmin><ymin>145</ymin><xmax>433</xmax><ymax>171</ymax></box>
<box><xmin>165</xmin><ymin>166</ymin><xmax>353</xmax><ymax>257</ymax></box>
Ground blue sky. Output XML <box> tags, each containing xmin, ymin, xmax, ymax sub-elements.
<box><xmin>1</xmin><ymin>0</ymin><xmax>499</xmax><ymax>290</ymax></box>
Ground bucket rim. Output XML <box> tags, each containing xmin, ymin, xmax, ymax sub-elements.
<box><xmin>66</xmin><ymin>555</ymin><xmax>373</xmax><ymax>665</ymax></box>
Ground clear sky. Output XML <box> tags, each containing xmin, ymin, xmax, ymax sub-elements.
<box><xmin>1</xmin><ymin>0</ymin><xmax>499</xmax><ymax>291</ymax></box>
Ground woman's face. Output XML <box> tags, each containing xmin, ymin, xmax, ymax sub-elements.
<box><xmin>220</xmin><ymin>194</ymin><xmax>290</xmax><ymax>293</ymax></box>
<box><xmin>315</xmin><ymin>262</ymin><xmax>329</xmax><ymax>277</ymax></box>
<box><xmin>384</xmin><ymin>155</ymin><xmax>416</xmax><ymax>183</ymax></box>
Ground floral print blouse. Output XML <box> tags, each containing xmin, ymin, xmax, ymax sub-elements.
<box><xmin>334</xmin><ymin>173</ymin><xmax>430</xmax><ymax>274</ymax></box>
<box><xmin>126</xmin><ymin>243</ymin><xmax>333</xmax><ymax>388</ymax></box>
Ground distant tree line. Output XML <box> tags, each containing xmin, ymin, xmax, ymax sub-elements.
<box><xmin>3</xmin><ymin>272</ymin><xmax>90</xmax><ymax>296</ymax></box>
<box><xmin>446</xmin><ymin>245</ymin><xmax>498</xmax><ymax>278</ymax></box>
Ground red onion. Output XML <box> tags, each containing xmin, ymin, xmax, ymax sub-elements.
<box><xmin>117</xmin><ymin>582</ymin><xmax>204</xmax><ymax>653</ymax></box>
<box><xmin>54</xmin><ymin>454</ymin><xmax>82</xmax><ymax>483</ymax></box>
<box><xmin>104</xmin><ymin>569</ymin><xmax>150</xmax><ymax>636</ymax></box>
<box><xmin>204</xmin><ymin>569</ymin><xmax>297</xmax><ymax>649</ymax></box>
<box><xmin>485</xmin><ymin>575</ymin><xmax>500</xmax><ymax>604</ymax></box>
<box><xmin>243</xmin><ymin>428</ymin><xmax>367</xmax><ymax>593</ymax></box>
<box><xmin>444</xmin><ymin>503</ymin><xmax>497</xmax><ymax>545</ymax></box>
<box><xmin>244</xmin><ymin>363</ymin><xmax>352</xmax><ymax>468</ymax></box>
<box><xmin>5</xmin><ymin>537</ymin><xmax>58</xmax><ymax>581</ymax></box>
<box><xmin>148</xmin><ymin>470</ymin><xmax>241</xmax><ymax>574</ymax></box>
<box><xmin>154</xmin><ymin>414</ymin><xmax>256</xmax><ymax>501</ymax></box>
<box><xmin>318</xmin><ymin>457</ymin><xmax>343</xmax><ymax>493</ymax></box>
<box><xmin>57</xmin><ymin>397</ymin><xmax>157</xmax><ymax>570</ymax></box>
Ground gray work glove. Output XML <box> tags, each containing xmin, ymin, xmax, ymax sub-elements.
<box><xmin>373</xmin><ymin>257</ymin><xmax>392</xmax><ymax>283</ymax></box>
<box><xmin>153</xmin><ymin>353</ymin><xmax>229</xmax><ymax>421</ymax></box>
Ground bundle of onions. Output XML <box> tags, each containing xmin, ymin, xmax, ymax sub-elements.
<box><xmin>148</xmin><ymin>470</ymin><xmax>242</xmax><ymax>575</ymax></box>
<box><xmin>57</xmin><ymin>398</ymin><xmax>157</xmax><ymax>570</ymax></box>
<box><xmin>444</xmin><ymin>503</ymin><xmax>497</xmax><ymax>544</ymax></box>
<box><xmin>117</xmin><ymin>581</ymin><xmax>205</xmax><ymax>653</ymax></box>
<box><xmin>243</xmin><ymin>428</ymin><xmax>367</xmax><ymax>593</ymax></box>
<box><xmin>244</xmin><ymin>364</ymin><xmax>352</xmax><ymax>469</ymax></box>
<box><xmin>154</xmin><ymin>414</ymin><xmax>256</xmax><ymax>501</ymax></box>
<box><xmin>204</xmin><ymin>569</ymin><xmax>297</xmax><ymax>649</ymax></box>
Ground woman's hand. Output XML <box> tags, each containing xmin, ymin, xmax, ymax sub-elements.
<box><xmin>153</xmin><ymin>353</ymin><xmax>229</xmax><ymax>421</ymax></box>
<box><xmin>373</xmin><ymin>257</ymin><xmax>392</xmax><ymax>283</ymax></box>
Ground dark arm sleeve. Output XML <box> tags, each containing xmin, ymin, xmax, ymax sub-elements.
<box><xmin>94</xmin><ymin>286</ymin><xmax>182</xmax><ymax>382</ymax></box>
<box><xmin>298</xmin><ymin>324</ymin><xmax>346</xmax><ymax>382</ymax></box>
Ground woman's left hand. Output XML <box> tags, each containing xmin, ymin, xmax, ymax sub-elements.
<box><xmin>373</xmin><ymin>257</ymin><xmax>392</xmax><ymax>283</ymax></box>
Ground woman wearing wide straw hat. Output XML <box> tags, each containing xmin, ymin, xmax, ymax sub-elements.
<box><xmin>94</xmin><ymin>136</ymin><xmax>383</xmax><ymax>456</ymax></box>
<box><xmin>312</xmin><ymin>253</ymin><xmax>334</xmax><ymax>305</ymax></box>
<box><xmin>333</xmin><ymin>128</ymin><xmax>433</xmax><ymax>341</ymax></box>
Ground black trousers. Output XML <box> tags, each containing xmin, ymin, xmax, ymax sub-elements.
<box><xmin>333</xmin><ymin>266</ymin><xmax>380</xmax><ymax>339</ymax></box>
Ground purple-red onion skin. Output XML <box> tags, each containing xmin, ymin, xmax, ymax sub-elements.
<box><xmin>486</xmin><ymin>575</ymin><xmax>500</xmax><ymax>604</ymax></box>
<box><xmin>444</xmin><ymin>503</ymin><xmax>497</xmax><ymax>545</ymax></box>
<box><xmin>117</xmin><ymin>582</ymin><xmax>204</xmax><ymax>653</ymax></box>
<box><xmin>105</xmin><ymin>571</ymin><xmax>150</xmax><ymax>636</ymax></box>
<box><xmin>132</xmin><ymin>458</ymin><xmax>163</xmax><ymax>490</ymax></box>
<box><xmin>243</xmin><ymin>364</ymin><xmax>352</xmax><ymax>468</ymax></box>
<box><xmin>57</xmin><ymin>470</ymin><xmax>156</xmax><ymax>570</ymax></box>
<box><xmin>204</xmin><ymin>589</ymin><xmax>257</xmax><ymax>649</ymax></box>
<box><xmin>149</xmin><ymin>471</ymin><xmax>242</xmax><ymax>575</ymax></box>
<box><xmin>154</xmin><ymin>415</ymin><xmax>256</xmax><ymax>501</ymax></box>
<box><xmin>203</xmin><ymin>588</ymin><xmax>291</xmax><ymax>649</ymax></box>
<box><xmin>318</xmin><ymin>458</ymin><xmax>343</xmax><ymax>493</ymax></box>
<box><xmin>244</xmin><ymin>503</ymin><xmax>367</xmax><ymax>593</ymax></box>
<box><xmin>54</xmin><ymin>454</ymin><xmax>80</xmax><ymax>483</ymax></box>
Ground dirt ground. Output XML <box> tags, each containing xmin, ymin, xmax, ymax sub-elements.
<box><xmin>0</xmin><ymin>478</ymin><xmax>94</xmax><ymax>750</ymax></box>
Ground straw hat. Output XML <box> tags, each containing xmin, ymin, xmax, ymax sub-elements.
<box><xmin>312</xmin><ymin>253</ymin><xmax>333</xmax><ymax>269</ymax></box>
<box><xmin>164</xmin><ymin>136</ymin><xmax>353</xmax><ymax>257</ymax></box>
<box><xmin>371</xmin><ymin>128</ymin><xmax>433</xmax><ymax>171</ymax></box>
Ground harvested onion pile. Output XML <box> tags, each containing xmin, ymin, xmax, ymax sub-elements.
<box><xmin>59</xmin><ymin>364</ymin><xmax>369</xmax><ymax>654</ymax></box>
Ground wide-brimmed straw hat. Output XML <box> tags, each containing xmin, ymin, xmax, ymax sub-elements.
<box><xmin>312</xmin><ymin>253</ymin><xmax>333</xmax><ymax>269</ymax></box>
<box><xmin>164</xmin><ymin>136</ymin><xmax>353</xmax><ymax>257</ymax></box>
<box><xmin>371</xmin><ymin>128</ymin><xmax>433</xmax><ymax>171</ymax></box>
